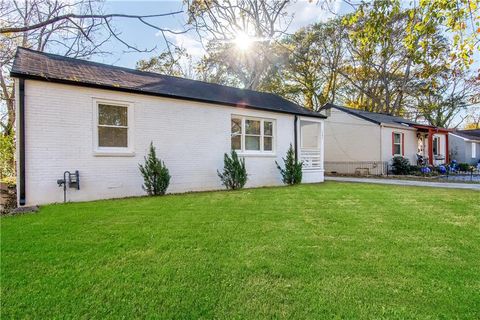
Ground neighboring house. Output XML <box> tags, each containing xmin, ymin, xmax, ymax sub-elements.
<box><xmin>320</xmin><ymin>104</ymin><xmax>450</xmax><ymax>175</ymax></box>
<box><xmin>11</xmin><ymin>48</ymin><xmax>325</xmax><ymax>206</ymax></box>
<box><xmin>449</xmin><ymin>129</ymin><xmax>480</xmax><ymax>164</ymax></box>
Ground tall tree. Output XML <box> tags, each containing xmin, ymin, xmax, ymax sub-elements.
<box><xmin>136</xmin><ymin>47</ymin><xmax>196</xmax><ymax>78</ymax></box>
<box><xmin>185</xmin><ymin>0</ymin><xmax>293</xmax><ymax>89</ymax></box>
<box><xmin>0</xmin><ymin>0</ymin><xmax>183</xmax><ymax>134</ymax></box>
<box><xmin>0</xmin><ymin>0</ymin><xmax>183</xmax><ymax>176</ymax></box>
<box><xmin>464</xmin><ymin>107</ymin><xmax>480</xmax><ymax>129</ymax></box>
<box><xmin>413</xmin><ymin>68</ymin><xmax>479</xmax><ymax>128</ymax></box>
<box><xmin>339</xmin><ymin>0</ymin><xmax>479</xmax><ymax>118</ymax></box>
<box><xmin>262</xmin><ymin>19</ymin><xmax>347</xmax><ymax>111</ymax></box>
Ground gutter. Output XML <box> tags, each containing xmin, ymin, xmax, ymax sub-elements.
<box><xmin>18</xmin><ymin>79</ymin><xmax>26</xmax><ymax>206</ymax></box>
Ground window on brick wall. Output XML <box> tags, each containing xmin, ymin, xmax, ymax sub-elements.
<box><xmin>231</xmin><ymin>116</ymin><xmax>275</xmax><ymax>154</ymax></box>
<box><xmin>94</xmin><ymin>99</ymin><xmax>134</xmax><ymax>155</ymax></box>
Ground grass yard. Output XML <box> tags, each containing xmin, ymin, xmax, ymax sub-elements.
<box><xmin>1</xmin><ymin>182</ymin><xmax>479</xmax><ymax>319</ymax></box>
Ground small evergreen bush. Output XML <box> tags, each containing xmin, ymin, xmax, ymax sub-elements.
<box><xmin>276</xmin><ymin>144</ymin><xmax>303</xmax><ymax>185</ymax></box>
<box><xmin>458</xmin><ymin>163</ymin><xmax>471</xmax><ymax>172</ymax></box>
<box><xmin>217</xmin><ymin>150</ymin><xmax>247</xmax><ymax>190</ymax></box>
<box><xmin>139</xmin><ymin>142</ymin><xmax>170</xmax><ymax>196</ymax></box>
<box><xmin>391</xmin><ymin>156</ymin><xmax>410</xmax><ymax>175</ymax></box>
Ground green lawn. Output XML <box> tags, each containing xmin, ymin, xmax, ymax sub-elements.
<box><xmin>1</xmin><ymin>182</ymin><xmax>479</xmax><ymax>319</ymax></box>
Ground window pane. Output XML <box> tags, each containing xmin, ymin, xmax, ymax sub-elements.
<box><xmin>245</xmin><ymin>120</ymin><xmax>260</xmax><ymax>135</ymax></box>
<box><xmin>264</xmin><ymin>137</ymin><xmax>273</xmax><ymax>151</ymax></box>
<box><xmin>98</xmin><ymin>127</ymin><xmax>128</xmax><ymax>147</ymax></box>
<box><xmin>231</xmin><ymin>118</ymin><xmax>242</xmax><ymax>134</ymax></box>
<box><xmin>245</xmin><ymin>135</ymin><xmax>260</xmax><ymax>150</ymax></box>
<box><xmin>394</xmin><ymin>133</ymin><xmax>401</xmax><ymax>144</ymax></box>
<box><xmin>264</xmin><ymin>121</ymin><xmax>273</xmax><ymax>136</ymax></box>
<box><xmin>394</xmin><ymin>144</ymin><xmax>401</xmax><ymax>155</ymax></box>
<box><xmin>98</xmin><ymin>104</ymin><xmax>128</xmax><ymax>126</ymax></box>
<box><xmin>231</xmin><ymin>134</ymin><xmax>241</xmax><ymax>150</ymax></box>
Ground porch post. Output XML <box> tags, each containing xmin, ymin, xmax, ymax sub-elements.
<box><xmin>428</xmin><ymin>129</ymin><xmax>433</xmax><ymax>165</ymax></box>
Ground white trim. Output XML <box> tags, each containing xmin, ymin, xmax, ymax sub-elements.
<box><xmin>231</xmin><ymin>115</ymin><xmax>276</xmax><ymax>156</ymax></box>
<box><xmin>472</xmin><ymin>142</ymin><xmax>477</xmax><ymax>158</ymax></box>
<box><xmin>92</xmin><ymin>98</ymin><xmax>135</xmax><ymax>156</ymax></box>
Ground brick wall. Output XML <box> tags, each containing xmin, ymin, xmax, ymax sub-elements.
<box><xmin>18</xmin><ymin>80</ymin><xmax>323</xmax><ymax>205</ymax></box>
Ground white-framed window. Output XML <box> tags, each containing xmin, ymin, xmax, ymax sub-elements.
<box><xmin>433</xmin><ymin>136</ymin><xmax>440</xmax><ymax>156</ymax></box>
<box><xmin>472</xmin><ymin>142</ymin><xmax>477</xmax><ymax>158</ymax></box>
<box><xmin>93</xmin><ymin>99</ymin><xmax>134</xmax><ymax>155</ymax></box>
<box><xmin>231</xmin><ymin>116</ymin><xmax>275</xmax><ymax>154</ymax></box>
<box><xmin>392</xmin><ymin>132</ymin><xmax>403</xmax><ymax>156</ymax></box>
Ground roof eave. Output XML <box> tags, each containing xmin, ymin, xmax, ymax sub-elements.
<box><xmin>321</xmin><ymin>103</ymin><xmax>381</xmax><ymax>125</ymax></box>
<box><xmin>11</xmin><ymin>72</ymin><xmax>326</xmax><ymax>119</ymax></box>
<box><xmin>449</xmin><ymin>133</ymin><xmax>480</xmax><ymax>142</ymax></box>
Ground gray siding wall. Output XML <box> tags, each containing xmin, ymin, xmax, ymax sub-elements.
<box><xmin>449</xmin><ymin>134</ymin><xmax>480</xmax><ymax>164</ymax></box>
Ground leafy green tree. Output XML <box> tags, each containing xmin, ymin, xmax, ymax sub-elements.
<box><xmin>136</xmin><ymin>47</ymin><xmax>196</xmax><ymax>78</ymax></box>
<box><xmin>276</xmin><ymin>144</ymin><xmax>303</xmax><ymax>185</ymax></box>
<box><xmin>185</xmin><ymin>0</ymin><xmax>293</xmax><ymax>90</ymax></box>
<box><xmin>464</xmin><ymin>107</ymin><xmax>480</xmax><ymax>129</ymax></box>
<box><xmin>413</xmin><ymin>68</ymin><xmax>479</xmax><ymax>127</ymax></box>
<box><xmin>264</xmin><ymin>20</ymin><xmax>347</xmax><ymax>111</ymax></box>
<box><xmin>217</xmin><ymin>150</ymin><xmax>247</xmax><ymax>190</ymax></box>
<box><xmin>139</xmin><ymin>142</ymin><xmax>171</xmax><ymax>196</ymax></box>
<box><xmin>0</xmin><ymin>133</ymin><xmax>15</xmax><ymax>178</ymax></box>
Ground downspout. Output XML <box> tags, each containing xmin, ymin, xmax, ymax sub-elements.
<box><xmin>18</xmin><ymin>78</ymin><xmax>26</xmax><ymax>206</ymax></box>
<box><xmin>294</xmin><ymin>115</ymin><xmax>298</xmax><ymax>162</ymax></box>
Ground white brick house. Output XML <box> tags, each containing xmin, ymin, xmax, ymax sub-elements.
<box><xmin>11</xmin><ymin>48</ymin><xmax>325</xmax><ymax>206</ymax></box>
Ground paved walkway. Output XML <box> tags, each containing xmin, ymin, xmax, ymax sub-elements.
<box><xmin>326</xmin><ymin>176</ymin><xmax>480</xmax><ymax>191</ymax></box>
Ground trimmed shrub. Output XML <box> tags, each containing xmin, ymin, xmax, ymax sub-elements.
<box><xmin>139</xmin><ymin>142</ymin><xmax>170</xmax><ymax>196</ymax></box>
<box><xmin>217</xmin><ymin>150</ymin><xmax>247</xmax><ymax>190</ymax></box>
<box><xmin>276</xmin><ymin>144</ymin><xmax>303</xmax><ymax>185</ymax></box>
<box><xmin>458</xmin><ymin>163</ymin><xmax>471</xmax><ymax>172</ymax></box>
<box><xmin>391</xmin><ymin>156</ymin><xmax>410</xmax><ymax>175</ymax></box>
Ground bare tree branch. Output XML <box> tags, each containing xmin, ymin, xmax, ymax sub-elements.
<box><xmin>0</xmin><ymin>11</ymin><xmax>183</xmax><ymax>33</ymax></box>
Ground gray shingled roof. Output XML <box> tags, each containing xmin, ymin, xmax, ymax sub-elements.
<box><xmin>453</xmin><ymin>129</ymin><xmax>480</xmax><ymax>141</ymax></box>
<box><xmin>322</xmin><ymin>103</ymin><xmax>424</xmax><ymax>127</ymax></box>
<box><xmin>10</xmin><ymin>47</ymin><xmax>325</xmax><ymax>118</ymax></box>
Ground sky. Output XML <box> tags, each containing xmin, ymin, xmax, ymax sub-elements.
<box><xmin>97</xmin><ymin>0</ymin><xmax>347</xmax><ymax>68</ymax></box>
